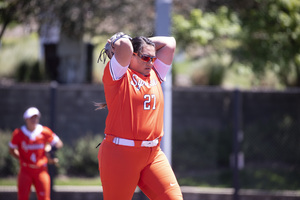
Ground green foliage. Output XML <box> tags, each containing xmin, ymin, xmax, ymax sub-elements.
<box><xmin>172</xmin><ymin>129</ymin><xmax>231</xmax><ymax>172</ymax></box>
<box><xmin>235</xmin><ymin>0</ymin><xmax>300</xmax><ymax>86</ymax></box>
<box><xmin>172</xmin><ymin>128</ymin><xmax>233</xmax><ymax>187</ymax></box>
<box><xmin>0</xmin><ymin>130</ymin><xmax>19</xmax><ymax>176</ymax></box>
<box><xmin>240</xmin><ymin>168</ymin><xmax>300</xmax><ymax>190</ymax></box>
<box><xmin>173</xmin><ymin>2</ymin><xmax>300</xmax><ymax>88</ymax></box>
<box><xmin>190</xmin><ymin>54</ymin><xmax>229</xmax><ymax>86</ymax></box>
<box><xmin>172</xmin><ymin>6</ymin><xmax>241</xmax><ymax>48</ymax></box>
<box><xmin>172</xmin><ymin>7</ymin><xmax>241</xmax><ymax>86</ymax></box>
<box><xmin>0</xmin><ymin>130</ymin><xmax>103</xmax><ymax>178</ymax></box>
<box><xmin>1</xmin><ymin>127</ymin><xmax>299</xmax><ymax>189</ymax></box>
<box><xmin>177</xmin><ymin>169</ymin><xmax>232</xmax><ymax>187</ymax></box>
<box><xmin>29</xmin><ymin>61</ymin><xmax>44</xmax><ymax>82</ymax></box>
<box><xmin>56</xmin><ymin>134</ymin><xmax>103</xmax><ymax>177</ymax></box>
<box><xmin>15</xmin><ymin>60</ymin><xmax>45</xmax><ymax>82</ymax></box>
<box><xmin>0</xmin><ymin>0</ymin><xmax>156</xmax><ymax>41</ymax></box>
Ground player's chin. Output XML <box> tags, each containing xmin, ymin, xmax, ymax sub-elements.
<box><xmin>144</xmin><ymin>68</ymin><xmax>151</xmax><ymax>74</ymax></box>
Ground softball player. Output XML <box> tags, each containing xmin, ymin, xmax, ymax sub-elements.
<box><xmin>9</xmin><ymin>107</ymin><xmax>63</xmax><ymax>200</ymax></box>
<box><xmin>97</xmin><ymin>34</ymin><xmax>183</xmax><ymax>199</ymax></box>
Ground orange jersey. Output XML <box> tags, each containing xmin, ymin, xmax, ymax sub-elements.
<box><xmin>103</xmin><ymin>59</ymin><xmax>167</xmax><ymax>141</ymax></box>
<box><xmin>9</xmin><ymin>125</ymin><xmax>59</xmax><ymax>168</ymax></box>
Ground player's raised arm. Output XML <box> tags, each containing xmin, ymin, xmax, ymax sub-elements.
<box><xmin>97</xmin><ymin>32</ymin><xmax>133</xmax><ymax>67</ymax></box>
<box><xmin>149</xmin><ymin>36</ymin><xmax>176</xmax><ymax>65</ymax></box>
<box><xmin>113</xmin><ymin>35</ymin><xmax>133</xmax><ymax>67</ymax></box>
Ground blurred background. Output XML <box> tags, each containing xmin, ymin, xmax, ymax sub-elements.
<box><xmin>0</xmin><ymin>0</ymin><xmax>300</xmax><ymax>199</ymax></box>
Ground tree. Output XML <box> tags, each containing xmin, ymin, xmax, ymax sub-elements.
<box><xmin>172</xmin><ymin>0</ymin><xmax>300</xmax><ymax>87</ymax></box>
<box><xmin>1</xmin><ymin>0</ymin><xmax>157</xmax><ymax>41</ymax></box>
<box><xmin>173</xmin><ymin>7</ymin><xmax>241</xmax><ymax>49</ymax></box>
<box><xmin>233</xmin><ymin>0</ymin><xmax>300</xmax><ymax>87</ymax></box>
<box><xmin>0</xmin><ymin>0</ymin><xmax>38</xmax><ymax>41</ymax></box>
<box><xmin>172</xmin><ymin>7</ymin><xmax>241</xmax><ymax>86</ymax></box>
<box><xmin>1</xmin><ymin>0</ymin><xmax>157</xmax><ymax>83</ymax></box>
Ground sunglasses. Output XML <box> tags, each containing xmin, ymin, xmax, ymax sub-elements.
<box><xmin>133</xmin><ymin>52</ymin><xmax>157</xmax><ymax>63</ymax></box>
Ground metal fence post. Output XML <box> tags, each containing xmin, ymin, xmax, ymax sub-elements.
<box><xmin>50</xmin><ymin>81</ymin><xmax>57</xmax><ymax>130</ymax></box>
<box><xmin>155</xmin><ymin>0</ymin><xmax>173</xmax><ymax>164</ymax></box>
<box><xmin>233</xmin><ymin>89</ymin><xmax>242</xmax><ymax>200</ymax></box>
<box><xmin>49</xmin><ymin>81</ymin><xmax>58</xmax><ymax>199</ymax></box>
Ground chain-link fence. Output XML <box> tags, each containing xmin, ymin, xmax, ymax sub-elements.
<box><xmin>241</xmin><ymin>90</ymin><xmax>300</xmax><ymax>190</ymax></box>
<box><xmin>172</xmin><ymin>88</ymin><xmax>300</xmax><ymax>193</ymax></box>
<box><xmin>1</xmin><ymin>85</ymin><xmax>299</xmax><ymax>196</ymax></box>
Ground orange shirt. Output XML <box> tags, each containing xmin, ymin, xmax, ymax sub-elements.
<box><xmin>103</xmin><ymin>61</ymin><xmax>165</xmax><ymax>141</ymax></box>
<box><xmin>9</xmin><ymin>125</ymin><xmax>59</xmax><ymax>168</ymax></box>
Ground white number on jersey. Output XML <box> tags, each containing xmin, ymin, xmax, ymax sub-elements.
<box><xmin>144</xmin><ymin>94</ymin><xmax>156</xmax><ymax>110</ymax></box>
<box><xmin>30</xmin><ymin>153</ymin><xmax>37</xmax><ymax>163</ymax></box>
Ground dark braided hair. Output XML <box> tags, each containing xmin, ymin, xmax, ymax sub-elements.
<box><xmin>131</xmin><ymin>36</ymin><xmax>155</xmax><ymax>55</ymax></box>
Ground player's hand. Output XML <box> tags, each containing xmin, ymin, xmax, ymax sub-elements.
<box><xmin>97</xmin><ymin>32</ymin><xmax>132</xmax><ymax>63</ymax></box>
<box><xmin>94</xmin><ymin>102</ymin><xmax>107</xmax><ymax>110</ymax></box>
<box><xmin>48</xmin><ymin>157</ymin><xmax>59</xmax><ymax>165</ymax></box>
<box><xmin>45</xmin><ymin>144</ymin><xmax>52</xmax><ymax>152</ymax></box>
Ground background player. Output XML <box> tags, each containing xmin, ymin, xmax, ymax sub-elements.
<box><xmin>9</xmin><ymin>107</ymin><xmax>63</xmax><ymax>200</ymax></box>
<box><xmin>96</xmin><ymin>33</ymin><xmax>183</xmax><ymax>200</ymax></box>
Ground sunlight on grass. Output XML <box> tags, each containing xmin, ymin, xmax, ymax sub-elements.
<box><xmin>54</xmin><ymin>176</ymin><xmax>102</xmax><ymax>186</ymax></box>
<box><xmin>0</xmin><ymin>33</ymin><xmax>39</xmax><ymax>77</ymax></box>
<box><xmin>0</xmin><ymin>177</ymin><xmax>17</xmax><ymax>186</ymax></box>
<box><xmin>0</xmin><ymin>176</ymin><xmax>101</xmax><ymax>186</ymax></box>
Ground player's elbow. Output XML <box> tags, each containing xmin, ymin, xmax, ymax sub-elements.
<box><xmin>115</xmin><ymin>38</ymin><xmax>133</xmax><ymax>53</ymax></box>
<box><xmin>168</xmin><ymin>37</ymin><xmax>176</xmax><ymax>52</ymax></box>
<box><xmin>9</xmin><ymin>148</ymin><xmax>19</xmax><ymax>159</ymax></box>
<box><xmin>55</xmin><ymin>139</ymin><xmax>63</xmax><ymax>149</ymax></box>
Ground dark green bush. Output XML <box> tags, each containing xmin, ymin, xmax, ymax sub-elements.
<box><xmin>0</xmin><ymin>130</ymin><xmax>19</xmax><ymax>176</ymax></box>
<box><xmin>191</xmin><ymin>55</ymin><xmax>227</xmax><ymax>86</ymax></box>
<box><xmin>29</xmin><ymin>61</ymin><xmax>44</xmax><ymax>82</ymax></box>
<box><xmin>172</xmin><ymin>129</ymin><xmax>232</xmax><ymax>172</ymax></box>
<box><xmin>15</xmin><ymin>60</ymin><xmax>45</xmax><ymax>82</ymax></box>
<box><xmin>0</xmin><ymin>130</ymin><xmax>103</xmax><ymax>178</ymax></box>
<box><xmin>56</xmin><ymin>134</ymin><xmax>104</xmax><ymax>177</ymax></box>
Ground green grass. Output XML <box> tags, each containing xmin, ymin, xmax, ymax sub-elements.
<box><xmin>0</xmin><ymin>176</ymin><xmax>101</xmax><ymax>186</ymax></box>
<box><xmin>0</xmin><ymin>177</ymin><xmax>17</xmax><ymax>186</ymax></box>
<box><xmin>176</xmin><ymin>167</ymin><xmax>300</xmax><ymax>191</ymax></box>
<box><xmin>54</xmin><ymin>176</ymin><xmax>101</xmax><ymax>186</ymax></box>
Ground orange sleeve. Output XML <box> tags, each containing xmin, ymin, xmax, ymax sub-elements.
<box><xmin>42</xmin><ymin>126</ymin><xmax>57</xmax><ymax>144</ymax></box>
<box><xmin>9</xmin><ymin>128</ymin><xmax>20</xmax><ymax>149</ymax></box>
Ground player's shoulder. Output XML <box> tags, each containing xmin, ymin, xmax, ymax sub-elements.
<box><xmin>103</xmin><ymin>63</ymin><xmax>128</xmax><ymax>88</ymax></box>
<box><xmin>12</xmin><ymin>128</ymin><xmax>22</xmax><ymax>135</ymax></box>
<box><xmin>41</xmin><ymin>126</ymin><xmax>54</xmax><ymax>135</ymax></box>
<box><xmin>10</xmin><ymin>128</ymin><xmax>24</xmax><ymax>141</ymax></box>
